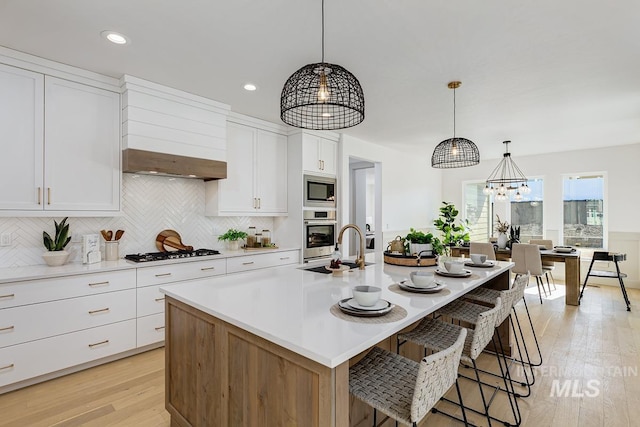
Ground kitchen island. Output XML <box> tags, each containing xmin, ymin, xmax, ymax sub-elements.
<box><xmin>161</xmin><ymin>258</ymin><xmax>513</xmax><ymax>426</ymax></box>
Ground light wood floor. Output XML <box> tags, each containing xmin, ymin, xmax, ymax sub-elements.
<box><xmin>0</xmin><ymin>282</ymin><xmax>637</xmax><ymax>427</ymax></box>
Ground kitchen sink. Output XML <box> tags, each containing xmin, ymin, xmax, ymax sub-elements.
<box><xmin>303</xmin><ymin>261</ymin><xmax>374</xmax><ymax>274</ymax></box>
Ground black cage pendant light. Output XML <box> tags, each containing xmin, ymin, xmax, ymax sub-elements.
<box><xmin>431</xmin><ymin>81</ymin><xmax>480</xmax><ymax>168</ymax></box>
<box><xmin>280</xmin><ymin>0</ymin><xmax>365</xmax><ymax>130</ymax></box>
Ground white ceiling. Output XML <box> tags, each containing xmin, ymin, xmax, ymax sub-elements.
<box><xmin>1</xmin><ymin>0</ymin><xmax>639</xmax><ymax>159</ymax></box>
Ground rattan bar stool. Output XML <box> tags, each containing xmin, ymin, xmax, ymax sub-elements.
<box><xmin>349</xmin><ymin>328</ymin><xmax>468</xmax><ymax>427</ymax></box>
<box><xmin>464</xmin><ymin>273</ymin><xmax>542</xmax><ymax>369</ymax></box>
<box><xmin>436</xmin><ymin>279</ymin><xmax>531</xmax><ymax>426</ymax></box>
<box><xmin>397</xmin><ymin>298</ymin><xmax>502</xmax><ymax>427</ymax></box>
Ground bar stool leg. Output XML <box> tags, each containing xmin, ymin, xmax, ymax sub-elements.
<box><xmin>614</xmin><ymin>259</ymin><xmax>631</xmax><ymax>311</ymax></box>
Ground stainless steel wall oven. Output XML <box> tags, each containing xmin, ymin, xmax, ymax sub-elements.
<box><xmin>303</xmin><ymin>210</ymin><xmax>337</xmax><ymax>261</ymax></box>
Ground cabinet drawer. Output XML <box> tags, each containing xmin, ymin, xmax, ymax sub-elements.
<box><xmin>0</xmin><ymin>319</ymin><xmax>136</xmax><ymax>388</ymax></box>
<box><xmin>0</xmin><ymin>269</ymin><xmax>136</xmax><ymax>310</ymax></box>
<box><xmin>0</xmin><ymin>289</ymin><xmax>136</xmax><ymax>349</ymax></box>
<box><xmin>137</xmin><ymin>313</ymin><xmax>165</xmax><ymax>347</ymax></box>
<box><xmin>226</xmin><ymin>250</ymin><xmax>300</xmax><ymax>274</ymax></box>
<box><xmin>136</xmin><ymin>258</ymin><xmax>226</xmax><ymax>287</ymax></box>
<box><xmin>137</xmin><ymin>285</ymin><xmax>165</xmax><ymax>317</ymax></box>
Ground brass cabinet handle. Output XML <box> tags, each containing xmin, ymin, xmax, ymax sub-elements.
<box><xmin>242</xmin><ymin>261</ymin><xmax>254</xmax><ymax>265</ymax></box>
<box><xmin>38</xmin><ymin>187</ymin><xmax>42</xmax><ymax>205</ymax></box>
<box><xmin>88</xmin><ymin>339</ymin><xmax>109</xmax><ymax>348</ymax></box>
<box><xmin>200</xmin><ymin>267</ymin><xmax>216</xmax><ymax>271</ymax></box>
<box><xmin>155</xmin><ymin>273</ymin><xmax>172</xmax><ymax>277</ymax></box>
<box><xmin>280</xmin><ymin>257</ymin><xmax>290</xmax><ymax>260</ymax></box>
<box><xmin>0</xmin><ymin>326</ymin><xmax>15</xmax><ymax>332</ymax></box>
<box><xmin>0</xmin><ymin>363</ymin><xmax>14</xmax><ymax>371</ymax></box>
<box><xmin>321</xmin><ymin>160</ymin><xmax>325</xmax><ymax>170</ymax></box>
<box><xmin>0</xmin><ymin>294</ymin><xmax>15</xmax><ymax>300</ymax></box>
<box><xmin>257</xmin><ymin>198</ymin><xmax>261</xmax><ymax>209</ymax></box>
<box><xmin>47</xmin><ymin>187</ymin><xmax>51</xmax><ymax>205</ymax></box>
<box><xmin>154</xmin><ymin>297</ymin><xmax>165</xmax><ymax>302</ymax></box>
<box><xmin>154</xmin><ymin>326</ymin><xmax>166</xmax><ymax>331</ymax></box>
<box><xmin>318</xmin><ymin>160</ymin><xmax>322</xmax><ymax>170</ymax></box>
<box><xmin>88</xmin><ymin>281</ymin><xmax>109</xmax><ymax>287</ymax></box>
<box><xmin>88</xmin><ymin>308</ymin><xmax>110</xmax><ymax>315</ymax></box>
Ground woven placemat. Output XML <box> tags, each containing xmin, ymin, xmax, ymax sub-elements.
<box><xmin>330</xmin><ymin>303</ymin><xmax>407</xmax><ymax>323</ymax></box>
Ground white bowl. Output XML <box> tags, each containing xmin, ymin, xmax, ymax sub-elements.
<box><xmin>409</xmin><ymin>271</ymin><xmax>436</xmax><ymax>288</ymax></box>
<box><xmin>470</xmin><ymin>253</ymin><xmax>487</xmax><ymax>265</ymax></box>
<box><xmin>352</xmin><ymin>285</ymin><xmax>382</xmax><ymax>307</ymax></box>
<box><xmin>443</xmin><ymin>260</ymin><xmax>465</xmax><ymax>274</ymax></box>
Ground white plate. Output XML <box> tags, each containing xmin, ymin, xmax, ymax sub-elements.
<box><xmin>404</xmin><ymin>278</ymin><xmax>438</xmax><ymax>289</ymax></box>
<box><xmin>347</xmin><ymin>298</ymin><xmax>390</xmax><ymax>311</ymax></box>
<box><xmin>553</xmin><ymin>246</ymin><xmax>575</xmax><ymax>253</ymax></box>
<box><xmin>464</xmin><ymin>260</ymin><xmax>495</xmax><ymax>268</ymax></box>
<box><xmin>398</xmin><ymin>281</ymin><xmax>447</xmax><ymax>293</ymax></box>
<box><xmin>435</xmin><ymin>269</ymin><xmax>472</xmax><ymax>277</ymax></box>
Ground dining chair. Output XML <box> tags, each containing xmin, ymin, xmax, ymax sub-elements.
<box><xmin>469</xmin><ymin>242</ymin><xmax>497</xmax><ymax>261</ymax></box>
<box><xmin>350</xmin><ymin>328</ymin><xmax>468</xmax><ymax>427</ymax></box>
<box><xmin>511</xmin><ymin>243</ymin><xmax>547</xmax><ymax>304</ymax></box>
<box><xmin>528</xmin><ymin>239</ymin><xmax>556</xmax><ymax>291</ymax></box>
<box><xmin>397</xmin><ymin>299</ymin><xmax>502</xmax><ymax>426</ymax></box>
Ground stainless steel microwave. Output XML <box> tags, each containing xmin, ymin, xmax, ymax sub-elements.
<box><xmin>303</xmin><ymin>175</ymin><xmax>336</xmax><ymax>208</ymax></box>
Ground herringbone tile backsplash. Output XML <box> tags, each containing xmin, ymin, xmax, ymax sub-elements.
<box><xmin>0</xmin><ymin>175</ymin><xmax>274</xmax><ymax>267</ymax></box>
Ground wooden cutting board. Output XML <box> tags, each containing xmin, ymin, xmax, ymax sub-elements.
<box><xmin>155</xmin><ymin>230</ymin><xmax>192</xmax><ymax>252</ymax></box>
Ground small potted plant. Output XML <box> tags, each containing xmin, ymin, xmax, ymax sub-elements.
<box><xmin>405</xmin><ymin>228</ymin><xmax>435</xmax><ymax>256</ymax></box>
<box><xmin>42</xmin><ymin>217</ymin><xmax>71</xmax><ymax>266</ymax></box>
<box><xmin>218</xmin><ymin>228</ymin><xmax>248</xmax><ymax>251</ymax></box>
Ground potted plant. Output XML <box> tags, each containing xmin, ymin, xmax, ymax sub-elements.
<box><xmin>42</xmin><ymin>217</ymin><xmax>71</xmax><ymax>266</ymax></box>
<box><xmin>508</xmin><ymin>225</ymin><xmax>521</xmax><ymax>249</ymax></box>
<box><xmin>405</xmin><ymin>228</ymin><xmax>435</xmax><ymax>256</ymax></box>
<box><xmin>495</xmin><ymin>215</ymin><xmax>510</xmax><ymax>249</ymax></box>
<box><xmin>218</xmin><ymin>228</ymin><xmax>248</xmax><ymax>251</ymax></box>
<box><xmin>433</xmin><ymin>202</ymin><xmax>471</xmax><ymax>256</ymax></box>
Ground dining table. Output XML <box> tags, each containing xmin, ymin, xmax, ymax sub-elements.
<box><xmin>451</xmin><ymin>246</ymin><xmax>581</xmax><ymax>306</ymax></box>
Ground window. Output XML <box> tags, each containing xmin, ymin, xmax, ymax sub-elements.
<box><xmin>510</xmin><ymin>178</ymin><xmax>544</xmax><ymax>243</ymax></box>
<box><xmin>464</xmin><ymin>182</ymin><xmax>492</xmax><ymax>241</ymax></box>
<box><xmin>562</xmin><ymin>174</ymin><xmax>605</xmax><ymax>248</ymax></box>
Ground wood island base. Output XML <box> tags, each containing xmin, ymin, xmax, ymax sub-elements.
<box><xmin>165</xmin><ymin>297</ymin><xmax>349</xmax><ymax>427</ymax></box>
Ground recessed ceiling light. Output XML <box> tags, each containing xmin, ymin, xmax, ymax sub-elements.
<box><xmin>101</xmin><ymin>30</ymin><xmax>129</xmax><ymax>45</ymax></box>
<box><xmin>243</xmin><ymin>83</ymin><xmax>257</xmax><ymax>91</ymax></box>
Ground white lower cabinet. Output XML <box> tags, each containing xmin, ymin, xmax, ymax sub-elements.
<box><xmin>136</xmin><ymin>313</ymin><xmax>165</xmax><ymax>348</ymax></box>
<box><xmin>0</xmin><ymin>319</ymin><xmax>136</xmax><ymax>387</ymax></box>
<box><xmin>135</xmin><ymin>258</ymin><xmax>227</xmax><ymax>347</ymax></box>
<box><xmin>226</xmin><ymin>250</ymin><xmax>300</xmax><ymax>274</ymax></box>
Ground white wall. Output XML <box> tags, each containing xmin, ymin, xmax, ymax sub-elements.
<box><xmin>339</xmin><ymin>135</ymin><xmax>442</xmax><ymax>254</ymax></box>
<box><xmin>439</xmin><ymin>142</ymin><xmax>640</xmax><ymax>288</ymax></box>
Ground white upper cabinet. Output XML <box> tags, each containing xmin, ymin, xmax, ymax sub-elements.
<box><xmin>0</xmin><ymin>64</ymin><xmax>44</xmax><ymax>210</ymax></box>
<box><xmin>302</xmin><ymin>134</ymin><xmax>337</xmax><ymax>176</ymax></box>
<box><xmin>206</xmin><ymin>122</ymin><xmax>288</xmax><ymax>216</ymax></box>
<box><xmin>0</xmin><ymin>62</ymin><xmax>121</xmax><ymax>215</ymax></box>
<box><xmin>44</xmin><ymin>77</ymin><xmax>120</xmax><ymax>211</ymax></box>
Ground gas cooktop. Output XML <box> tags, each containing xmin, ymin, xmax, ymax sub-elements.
<box><xmin>125</xmin><ymin>248</ymin><xmax>221</xmax><ymax>263</ymax></box>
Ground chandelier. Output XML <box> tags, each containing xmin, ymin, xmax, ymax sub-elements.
<box><xmin>483</xmin><ymin>140</ymin><xmax>531</xmax><ymax>201</ymax></box>
<box><xmin>280</xmin><ymin>0</ymin><xmax>365</xmax><ymax>130</ymax></box>
<box><xmin>431</xmin><ymin>81</ymin><xmax>480</xmax><ymax>168</ymax></box>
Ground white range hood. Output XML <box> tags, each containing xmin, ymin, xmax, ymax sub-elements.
<box><xmin>120</xmin><ymin>75</ymin><xmax>230</xmax><ymax>180</ymax></box>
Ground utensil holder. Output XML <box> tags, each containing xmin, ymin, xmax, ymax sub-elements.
<box><xmin>105</xmin><ymin>241</ymin><xmax>119</xmax><ymax>261</ymax></box>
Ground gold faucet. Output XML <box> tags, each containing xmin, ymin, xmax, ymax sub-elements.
<box><xmin>337</xmin><ymin>224</ymin><xmax>366</xmax><ymax>269</ymax></box>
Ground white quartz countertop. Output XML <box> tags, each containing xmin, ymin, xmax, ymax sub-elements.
<box><xmin>0</xmin><ymin>247</ymin><xmax>299</xmax><ymax>284</ymax></box>
<box><xmin>161</xmin><ymin>258</ymin><xmax>514</xmax><ymax>368</ymax></box>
